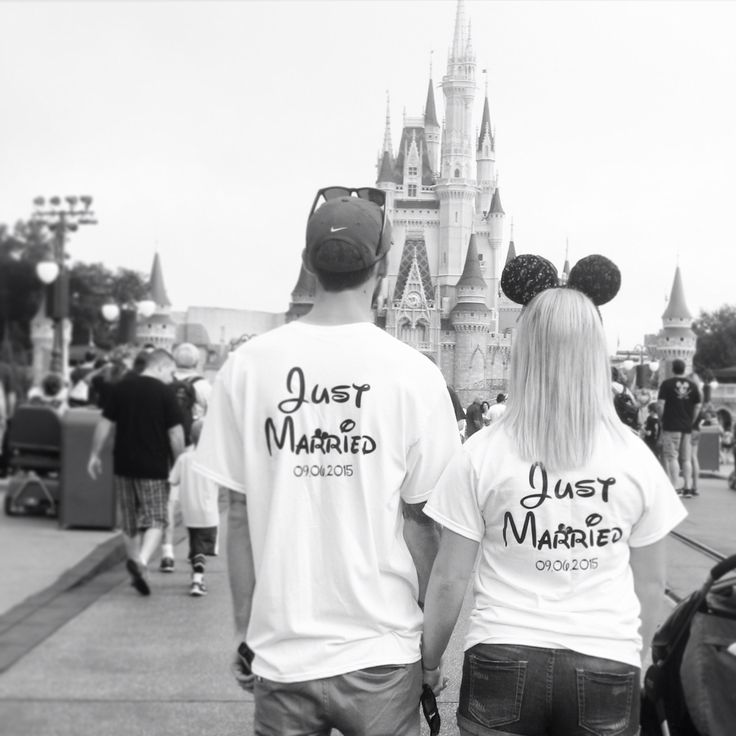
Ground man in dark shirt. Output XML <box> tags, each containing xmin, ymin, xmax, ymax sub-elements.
<box><xmin>657</xmin><ymin>359</ymin><xmax>702</xmax><ymax>497</ymax></box>
<box><xmin>88</xmin><ymin>348</ymin><xmax>185</xmax><ymax>594</ymax></box>
<box><xmin>465</xmin><ymin>397</ymin><xmax>484</xmax><ymax>440</ymax></box>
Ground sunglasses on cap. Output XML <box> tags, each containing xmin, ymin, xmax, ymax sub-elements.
<box><xmin>308</xmin><ymin>185</ymin><xmax>389</xmax><ymax>260</ymax></box>
<box><xmin>420</xmin><ymin>684</ymin><xmax>441</xmax><ymax>736</ymax></box>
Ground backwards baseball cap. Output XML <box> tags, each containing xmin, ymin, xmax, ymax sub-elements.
<box><xmin>304</xmin><ymin>186</ymin><xmax>392</xmax><ymax>273</ymax></box>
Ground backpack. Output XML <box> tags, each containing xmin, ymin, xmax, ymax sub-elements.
<box><xmin>612</xmin><ymin>384</ymin><xmax>640</xmax><ymax>430</ymax></box>
<box><xmin>171</xmin><ymin>375</ymin><xmax>203</xmax><ymax>444</ymax></box>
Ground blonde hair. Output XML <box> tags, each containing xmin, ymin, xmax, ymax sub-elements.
<box><xmin>500</xmin><ymin>288</ymin><xmax>627</xmax><ymax>471</ymax></box>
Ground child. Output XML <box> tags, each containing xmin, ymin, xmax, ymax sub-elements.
<box><xmin>643</xmin><ymin>401</ymin><xmax>662</xmax><ymax>459</ymax></box>
<box><xmin>168</xmin><ymin>420</ymin><xmax>219</xmax><ymax>596</ymax></box>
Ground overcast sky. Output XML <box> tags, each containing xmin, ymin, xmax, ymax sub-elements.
<box><xmin>1</xmin><ymin>0</ymin><xmax>734</xmax><ymax>350</ymax></box>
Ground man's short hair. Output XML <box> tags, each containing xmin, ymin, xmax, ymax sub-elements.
<box><xmin>145</xmin><ymin>348</ymin><xmax>175</xmax><ymax>371</ymax></box>
<box><xmin>496</xmin><ymin>392</ymin><xmax>506</xmax><ymax>403</ymax></box>
<box><xmin>672</xmin><ymin>359</ymin><xmax>686</xmax><ymax>375</ymax></box>
<box><xmin>173</xmin><ymin>342</ymin><xmax>199</xmax><ymax>369</ymax></box>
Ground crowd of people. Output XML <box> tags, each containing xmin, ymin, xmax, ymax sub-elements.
<box><xmin>2</xmin><ymin>188</ymin><xmax>732</xmax><ymax>736</ymax></box>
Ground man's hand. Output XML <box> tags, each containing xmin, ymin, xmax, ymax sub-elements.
<box><xmin>231</xmin><ymin>641</ymin><xmax>255</xmax><ymax>693</ymax></box>
<box><xmin>87</xmin><ymin>453</ymin><xmax>102</xmax><ymax>480</ymax></box>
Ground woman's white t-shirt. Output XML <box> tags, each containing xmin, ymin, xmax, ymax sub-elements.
<box><xmin>425</xmin><ymin>422</ymin><xmax>687</xmax><ymax>668</ymax></box>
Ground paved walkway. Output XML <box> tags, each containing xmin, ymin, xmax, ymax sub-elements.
<box><xmin>0</xmin><ymin>466</ymin><xmax>735</xmax><ymax>736</ymax></box>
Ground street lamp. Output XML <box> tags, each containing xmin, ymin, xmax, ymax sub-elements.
<box><xmin>101</xmin><ymin>298</ymin><xmax>157</xmax><ymax>345</ymax></box>
<box><xmin>621</xmin><ymin>344</ymin><xmax>659</xmax><ymax>389</ymax></box>
<box><xmin>32</xmin><ymin>195</ymin><xmax>97</xmax><ymax>376</ymax></box>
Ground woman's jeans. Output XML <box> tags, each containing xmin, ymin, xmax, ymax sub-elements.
<box><xmin>458</xmin><ymin>643</ymin><xmax>640</xmax><ymax>736</ymax></box>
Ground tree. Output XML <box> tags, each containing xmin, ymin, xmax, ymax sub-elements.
<box><xmin>693</xmin><ymin>305</ymin><xmax>736</xmax><ymax>373</ymax></box>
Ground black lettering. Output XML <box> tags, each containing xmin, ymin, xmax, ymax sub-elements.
<box><xmin>503</xmin><ymin>511</ymin><xmax>537</xmax><ymax>546</ymax></box>
<box><xmin>353</xmin><ymin>383</ymin><xmax>371</xmax><ymax>408</ymax></box>
<box><xmin>265</xmin><ymin>416</ymin><xmax>294</xmax><ymax>455</ymax></box>
<box><xmin>597</xmin><ymin>477</ymin><xmax>616</xmax><ymax>503</ymax></box>
<box><xmin>331</xmin><ymin>385</ymin><xmax>350</xmax><ymax>403</ymax></box>
<box><xmin>574</xmin><ymin>479</ymin><xmax>595</xmax><ymax>498</ymax></box>
<box><xmin>278</xmin><ymin>367</ymin><xmax>307</xmax><ymax>414</ymax></box>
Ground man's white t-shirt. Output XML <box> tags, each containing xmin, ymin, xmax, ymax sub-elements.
<box><xmin>425</xmin><ymin>422</ymin><xmax>687</xmax><ymax>668</ymax></box>
<box><xmin>194</xmin><ymin>321</ymin><xmax>460</xmax><ymax>682</ymax></box>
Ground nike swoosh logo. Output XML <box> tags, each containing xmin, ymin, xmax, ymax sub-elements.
<box><xmin>330</xmin><ymin>226</ymin><xmax>348</xmax><ymax>232</ymax></box>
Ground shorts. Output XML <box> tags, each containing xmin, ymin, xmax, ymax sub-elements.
<box><xmin>188</xmin><ymin>526</ymin><xmax>217</xmax><ymax>560</ymax></box>
<box><xmin>458</xmin><ymin>643</ymin><xmax>639</xmax><ymax>736</ymax></box>
<box><xmin>253</xmin><ymin>661</ymin><xmax>422</xmax><ymax>736</ymax></box>
<box><xmin>114</xmin><ymin>476</ymin><xmax>170</xmax><ymax>536</ymax></box>
<box><xmin>661</xmin><ymin>431</ymin><xmax>692</xmax><ymax>463</ymax></box>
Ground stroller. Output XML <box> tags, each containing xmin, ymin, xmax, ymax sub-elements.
<box><xmin>642</xmin><ymin>553</ymin><xmax>736</xmax><ymax>736</ymax></box>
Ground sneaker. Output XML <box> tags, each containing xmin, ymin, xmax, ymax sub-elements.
<box><xmin>189</xmin><ymin>581</ymin><xmax>207</xmax><ymax>597</ymax></box>
<box><xmin>159</xmin><ymin>557</ymin><xmax>175</xmax><ymax>573</ymax></box>
<box><xmin>681</xmin><ymin>489</ymin><xmax>693</xmax><ymax>498</ymax></box>
<box><xmin>675</xmin><ymin>487</ymin><xmax>686</xmax><ymax>496</ymax></box>
<box><xmin>126</xmin><ymin>559</ymin><xmax>151</xmax><ymax>596</ymax></box>
<box><xmin>690</xmin><ymin>488</ymin><xmax>699</xmax><ymax>496</ymax></box>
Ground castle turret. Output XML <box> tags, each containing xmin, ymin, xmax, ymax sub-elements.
<box><xmin>656</xmin><ymin>265</ymin><xmax>696</xmax><ymax>378</ymax></box>
<box><xmin>476</xmin><ymin>81</ymin><xmax>496</xmax><ymax>216</ymax></box>
<box><xmin>286</xmin><ymin>264</ymin><xmax>315</xmax><ymax>322</ymax></box>
<box><xmin>137</xmin><ymin>252</ymin><xmax>175</xmax><ymax>350</ymax></box>
<box><xmin>451</xmin><ymin>234</ymin><xmax>489</xmax><ymax>402</ymax></box>
<box><xmin>424</xmin><ymin>74</ymin><xmax>441</xmax><ymax>176</ymax></box>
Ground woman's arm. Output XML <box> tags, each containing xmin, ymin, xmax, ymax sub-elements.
<box><xmin>630</xmin><ymin>539</ymin><xmax>667</xmax><ymax>669</ymax></box>
<box><xmin>422</xmin><ymin>528</ymin><xmax>479</xmax><ymax>691</ymax></box>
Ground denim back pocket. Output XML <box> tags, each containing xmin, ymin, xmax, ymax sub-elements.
<box><xmin>576</xmin><ymin>668</ymin><xmax>636</xmax><ymax>736</ymax></box>
<box><xmin>464</xmin><ymin>649</ymin><xmax>527</xmax><ymax>728</ymax></box>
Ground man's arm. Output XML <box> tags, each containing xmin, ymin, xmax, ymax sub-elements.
<box><xmin>402</xmin><ymin>501</ymin><xmax>440</xmax><ymax>607</ymax></box>
<box><xmin>630</xmin><ymin>539</ymin><xmax>667</xmax><ymax>670</ymax></box>
<box><xmin>167</xmin><ymin>424</ymin><xmax>185</xmax><ymax>462</ymax></box>
<box><xmin>88</xmin><ymin>416</ymin><xmax>113</xmax><ymax>479</ymax></box>
<box><xmin>656</xmin><ymin>399</ymin><xmax>665</xmax><ymax>419</ymax></box>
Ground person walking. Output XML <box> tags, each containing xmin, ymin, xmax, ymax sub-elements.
<box><xmin>160</xmin><ymin>341</ymin><xmax>213</xmax><ymax>572</ymax></box>
<box><xmin>420</xmin><ymin>254</ymin><xmax>686</xmax><ymax>736</ymax></box>
<box><xmin>87</xmin><ymin>348</ymin><xmax>185</xmax><ymax>596</ymax></box>
<box><xmin>194</xmin><ymin>186</ymin><xmax>460</xmax><ymax>735</ymax></box>
<box><xmin>485</xmin><ymin>392</ymin><xmax>507</xmax><ymax>424</ymax></box>
<box><xmin>465</xmin><ymin>397</ymin><xmax>484</xmax><ymax>439</ymax></box>
<box><xmin>657</xmin><ymin>358</ymin><xmax>702</xmax><ymax>497</ymax></box>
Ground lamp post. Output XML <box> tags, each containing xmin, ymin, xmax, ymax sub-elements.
<box><xmin>101</xmin><ymin>299</ymin><xmax>157</xmax><ymax>346</ymax></box>
<box><xmin>32</xmin><ymin>195</ymin><xmax>97</xmax><ymax>377</ymax></box>
<box><xmin>621</xmin><ymin>344</ymin><xmax>659</xmax><ymax>390</ymax></box>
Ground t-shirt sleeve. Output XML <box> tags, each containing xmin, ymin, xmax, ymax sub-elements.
<box><xmin>629</xmin><ymin>449</ymin><xmax>687</xmax><ymax>547</ymax></box>
<box><xmin>424</xmin><ymin>448</ymin><xmax>485</xmax><ymax>542</ymax></box>
<box><xmin>192</xmin><ymin>359</ymin><xmax>247</xmax><ymax>493</ymax></box>
<box><xmin>400</xmin><ymin>378</ymin><xmax>462</xmax><ymax>504</ymax></box>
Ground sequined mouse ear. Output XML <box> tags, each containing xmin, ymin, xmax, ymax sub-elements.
<box><xmin>567</xmin><ymin>255</ymin><xmax>621</xmax><ymax>306</ymax></box>
<box><xmin>501</xmin><ymin>254</ymin><xmax>560</xmax><ymax>305</ymax></box>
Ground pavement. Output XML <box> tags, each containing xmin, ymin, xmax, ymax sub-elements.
<box><xmin>0</xmin><ymin>464</ymin><xmax>735</xmax><ymax>736</ymax></box>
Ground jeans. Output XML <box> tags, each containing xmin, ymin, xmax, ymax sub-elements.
<box><xmin>253</xmin><ymin>661</ymin><xmax>422</xmax><ymax>736</ymax></box>
<box><xmin>458</xmin><ymin>643</ymin><xmax>640</xmax><ymax>736</ymax></box>
<box><xmin>661</xmin><ymin>430</ymin><xmax>693</xmax><ymax>489</ymax></box>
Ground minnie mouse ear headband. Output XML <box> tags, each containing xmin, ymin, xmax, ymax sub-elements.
<box><xmin>500</xmin><ymin>253</ymin><xmax>621</xmax><ymax>306</ymax></box>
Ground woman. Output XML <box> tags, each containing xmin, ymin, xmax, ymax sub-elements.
<box><xmin>421</xmin><ymin>257</ymin><xmax>686</xmax><ymax>736</ymax></box>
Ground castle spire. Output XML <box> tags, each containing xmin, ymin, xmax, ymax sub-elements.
<box><xmin>561</xmin><ymin>238</ymin><xmax>570</xmax><ymax>284</ymax></box>
<box><xmin>382</xmin><ymin>91</ymin><xmax>392</xmax><ymax>155</ymax></box>
<box><xmin>148</xmin><ymin>252</ymin><xmax>171</xmax><ymax>308</ymax></box>
<box><xmin>424</xmin><ymin>77</ymin><xmax>439</xmax><ymax>128</ymax></box>
<box><xmin>662</xmin><ymin>265</ymin><xmax>692</xmax><ymax>321</ymax></box>
<box><xmin>477</xmin><ymin>90</ymin><xmax>493</xmax><ymax>151</ymax></box>
<box><xmin>505</xmin><ymin>220</ymin><xmax>516</xmax><ymax>264</ymax></box>
<box><xmin>456</xmin><ymin>234</ymin><xmax>486</xmax><ymax>289</ymax></box>
<box><xmin>451</xmin><ymin>0</ymin><xmax>467</xmax><ymax>59</ymax></box>
<box><xmin>489</xmin><ymin>187</ymin><xmax>504</xmax><ymax>214</ymax></box>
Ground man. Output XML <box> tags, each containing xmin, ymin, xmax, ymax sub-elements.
<box><xmin>657</xmin><ymin>358</ymin><xmax>702</xmax><ymax>497</ymax></box>
<box><xmin>194</xmin><ymin>186</ymin><xmax>460</xmax><ymax>735</ymax></box>
<box><xmin>160</xmin><ymin>342</ymin><xmax>213</xmax><ymax>572</ymax></box>
<box><xmin>88</xmin><ymin>348</ymin><xmax>185</xmax><ymax>595</ymax></box>
<box><xmin>486</xmin><ymin>392</ymin><xmax>507</xmax><ymax>424</ymax></box>
<box><xmin>0</xmin><ymin>359</ymin><xmax>17</xmax><ymax>477</ymax></box>
<box><xmin>464</xmin><ymin>396</ymin><xmax>484</xmax><ymax>439</ymax></box>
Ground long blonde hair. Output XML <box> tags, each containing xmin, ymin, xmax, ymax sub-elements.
<box><xmin>500</xmin><ymin>287</ymin><xmax>627</xmax><ymax>471</ymax></box>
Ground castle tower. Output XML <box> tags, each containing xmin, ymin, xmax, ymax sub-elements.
<box><xmin>136</xmin><ymin>252</ymin><xmax>176</xmax><ymax>350</ymax></box>
<box><xmin>451</xmin><ymin>234</ymin><xmax>490</xmax><ymax>403</ymax></box>
<box><xmin>286</xmin><ymin>263</ymin><xmax>315</xmax><ymax>323</ymax></box>
<box><xmin>424</xmin><ymin>73</ymin><xmax>441</xmax><ymax>176</ymax></box>
<box><xmin>435</xmin><ymin>0</ymin><xmax>479</xmax><ymax>293</ymax></box>
<box><xmin>476</xmin><ymin>81</ymin><xmax>496</xmax><ymax>217</ymax></box>
<box><xmin>656</xmin><ymin>265</ymin><xmax>696</xmax><ymax>378</ymax></box>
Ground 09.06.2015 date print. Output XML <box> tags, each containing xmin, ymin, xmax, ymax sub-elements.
<box><xmin>293</xmin><ymin>464</ymin><xmax>354</xmax><ymax>478</ymax></box>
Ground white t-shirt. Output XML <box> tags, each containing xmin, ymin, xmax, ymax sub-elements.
<box><xmin>486</xmin><ymin>402</ymin><xmax>506</xmax><ymax>424</ymax></box>
<box><xmin>169</xmin><ymin>448</ymin><xmax>219</xmax><ymax>528</ymax></box>
<box><xmin>193</xmin><ymin>321</ymin><xmax>460</xmax><ymax>682</ymax></box>
<box><xmin>425</xmin><ymin>422</ymin><xmax>687</xmax><ymax>668</ymax></box>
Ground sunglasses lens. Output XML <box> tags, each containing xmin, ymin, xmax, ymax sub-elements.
<box><xmin>356</xmin><ymin>188</ymin><xmax>386</xmax><ymax>207</ymax></box>
<box><xmin>321</xmin><ymin>187</ymin><xmax>351</xmax><ymax>201</ymax></box>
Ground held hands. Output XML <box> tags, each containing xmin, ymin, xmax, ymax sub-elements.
<box><xmin>232</xmin><ymin>642</ymin><xmax>256</xmax><ymax>693</ymax></box>
<box><xmin>422</xmin><ymin>661</ymin><xmax>448</xmax><ymax>696</ymax></box>
<box><xmin>87</xmin><ymin>454</ymin><xmax>102</xmax><ymax>480</ymax></box>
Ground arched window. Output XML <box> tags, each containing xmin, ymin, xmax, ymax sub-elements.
<box><xmin>454</xmin><ymin>168</ymin><xmax>460</xmax><ymax>178</ymax></box>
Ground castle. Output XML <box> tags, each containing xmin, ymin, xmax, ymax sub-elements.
<box><xmin>286</xmin><ymin>0</ymin><xmax>521</xmax><ymax>405</ymax></box>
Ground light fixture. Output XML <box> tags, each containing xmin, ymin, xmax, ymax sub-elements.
<box><xmin>36</xmin><ymin>261</ymin><xmax>60</xmax><ymax>284</ymax></box>
<box><xmin>648</xmin><ymin>360</ymin><xmax>659</xmax><ymax>372</ymax></box>
<box><xmin>137</xmin><ymin>299</ymin><xmax>156</xmax><ymax>318</ymax></box>
<box><xmin>621</xmin><ymin>359</ymin><xmax>635</xmax><ymax>372</ymax></box>
<box><xmin>101</xmin><ymin>303</ymin><xmax>121</xmax><ymax>322</ymax></box>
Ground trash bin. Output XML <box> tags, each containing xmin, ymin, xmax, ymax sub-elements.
<box><xmin>697</xmin><ymin>425</ymin><xmax>721</xmax><ymax>473</ymax></box>
<box><xmin>59</xmin><ymin>408</ymin><xmax>116</xmax><ymax>529</ymax></box>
